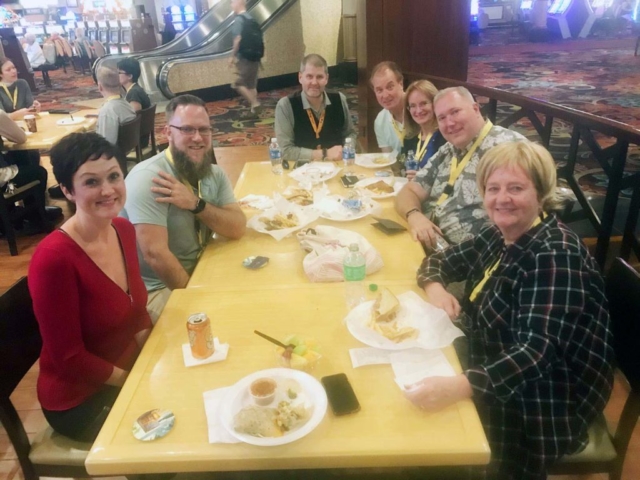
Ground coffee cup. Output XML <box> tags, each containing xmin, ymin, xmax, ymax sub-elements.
<box><xmin>24</xmin><ymin>115</ymin><xmax>37</xmax><ymax>133</ymax></box>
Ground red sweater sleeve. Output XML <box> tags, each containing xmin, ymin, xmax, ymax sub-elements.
<box><xmin>29</xmin><ymin>236</ymin><xmax>115</xmax><ymax>386</ymax></box>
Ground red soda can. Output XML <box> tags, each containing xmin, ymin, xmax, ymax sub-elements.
<box><xmin>187</xmin><ymin>313</ymin><xmax>214</xmax><ymax>359</ymax></box>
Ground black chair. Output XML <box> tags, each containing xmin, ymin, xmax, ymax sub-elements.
<box><xmin>0</xmin><ymin>277</ymin><xmax>93</xmax><ymax>480</ymax></box>
<box><xmin>117</xmin><ymin>114</ymin><xmax>142</xmax><ymax>167</ymax></box>
<box><xmin>548</xmin><ymin>258</ymin><xmax>640</xmax><ymax>480</ymax></box>
<box><xmin>137</xmin><ymin>103</ymin><xmax>157</xmax><ymax>159</ymax></box>
<box><xmin>0</xmin><ymin>180</ymin><xmax>50</xmax><ymax>256</ymax></box>
<box><xmin>32</xmin><ymin>64</ymin><xmax>58</xmax><ymax>89</ymax></box>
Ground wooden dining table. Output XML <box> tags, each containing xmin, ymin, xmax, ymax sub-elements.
<box><xmin>84</xmin><ymin>151</ymin><xmax>490</xmax><ymax>476</ymax></box>
<box><xmin>3</xmin><ymin>109</ymin><xmax>97</xmax><ymax>150</ymax></box>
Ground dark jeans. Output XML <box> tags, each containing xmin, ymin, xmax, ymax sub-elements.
<box><xmin>42</xmin><ymin>385</ymin><xmax>120</xmax><ymax>442</ymax></box>
<box><xmin>5</xmin><ymin>150</ymin><xmax>41</xmax><ymax>169</ymax></box>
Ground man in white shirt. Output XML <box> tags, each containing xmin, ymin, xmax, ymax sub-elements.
<box><xmin>23</xmin><ymin>33</ymin><xmax>45</xmax><ymax>69</ymax></box>
<box><xmin>370</xmin><ymin>61</ymin><xmax>405</xmax><ymax>153</ymax></box>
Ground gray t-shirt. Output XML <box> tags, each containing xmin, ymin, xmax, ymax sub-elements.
<box><xmin>97</xmin><ymin>98</ymin><xmax>136</xmax><ymax>145</ymax></box>
<box><xmin>415</xmin><ymin>123</ymin><xmax>525</xmax><ymax>244</ymax></box>
<box><xmin>120</xmin><ymin>150</ymin><xmax>237</xmax><ymax>292</ymax></box>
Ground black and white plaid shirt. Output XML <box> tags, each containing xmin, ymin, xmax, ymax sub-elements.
<box><xmin>417</xmin><ymin>214</ymin><xmax>614</xmax><ymax>479</ymax></box>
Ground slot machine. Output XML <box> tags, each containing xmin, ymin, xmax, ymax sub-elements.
<box><xmin>579</xmin><ymin>0</ymin><xmax>616</xmax><ymax>37</ymax></box>
<box><xmin>171</xmin><ymin>6</ymin><xmax>185</xmax><ymax>32</ymax></box>
<box><xmin>547</xmin><ymin>0</ymin><xmax>575</xmax><ymax>38</ymax></box>
<box><xmin>470</xmin><ymin>0</ymin><xmax>480</xmax><ymax>44</ymax></box>
<box><xmin>108</xmin><ymin>20</ymin><xmax>120</xmax><ymax>54</ymax></box>
<box><xmin>183</xmin><ymin>5</ymin><xmax>196</xmax><ymax>28</ymax></box>
<box><xmin>66</xmin><ymin>21</ymin><xmax>77</xmax><ymax>42</ymax></box>
<box><xmin>45</xmin><ymin>23</ymin><xmax>64</xmax><ymax>38</ymax></box>
<box><xmin>13</xmin><ymin>26</ymin><xmax>24</xmax><ymax>40</ymax></box>
<box><xmin>119</xmin><ymin>19</ymin><xmax>131</xmax><ymax>53</ymax></box>
<box><xmin>97</xmin><ymin>20</ymin><xmax>109</xmax><ymax>47</ymax></box>
<box><xmin>86</xmin><ymin>21</ymin><xmax>99</xmax><ymax>41</ymax></box>
<box><xmin>26</xmin><ymin>25</ymin><xmax>46</xmax><ymax>44</ymax></box>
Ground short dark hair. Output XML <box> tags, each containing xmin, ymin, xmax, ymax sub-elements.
<box><xmin>165</xmin><ymin>94</ymin><xmax>206</xmax><ymax>123</ymax></box>
<box><xmin>369</xmin><ymin>61</ymin><xmax>404</xmax><ymax>85</ymax></box>
<box><xmin>50</xmin><ymin>132</ymin><xmax>126</xmax><ymax>193</ymax></box>
<box><xmin>117</xmin><ymin>57</ymin><xmax>141</xmax><ymax>83</ymax></box>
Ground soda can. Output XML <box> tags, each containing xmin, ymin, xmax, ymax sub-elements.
<box><xmin>187</xmin><ymin>313</ymin><xmax>214</xmax><ymax>359</ymax></box>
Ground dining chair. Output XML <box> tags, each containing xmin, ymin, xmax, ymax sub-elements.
<box><xmin>548</xmin><ymin>257</ymin><xmax>640</xmax><ymax>480</ymax></box>
<box><xmin>0</xmin><ymin>180</ymin><xmax>50</xmax><ymax>256</ymax></box>
<box><xmin>117</xmin><ymin>114</ymin><xmax>142</xmax><ymax>169</ymax></box>
<box><xmin>137</xmin><ymin>103</ymin><xmax>158</xmax><ymax>159</ymax></box>
<box><xmin>0</xmin><ymin>277</ymin><xmax>93</xmax><ymax>480</ymax></box>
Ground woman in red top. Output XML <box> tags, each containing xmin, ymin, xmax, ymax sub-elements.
<box><xmin>28</xmin><ymin>132</ymin><xmax>152</xmax><ymax>442</ymax></box>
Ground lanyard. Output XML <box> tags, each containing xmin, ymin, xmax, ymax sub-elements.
<box><xmin>436</xmin><ymin>121</ymin><xmax>493</xmax><ymax>206</ymax></box>
<box><xmin>305</xmin><ymin>108</ymin><xmax>325</xmax><ymax>139</ymax></box>
<box><xmin>126</xmin><ymin>83</ymin><xmax>136</xmax><ymax>93</ymax></box>
<box><xmin>415</xmin><ymin>132</ymin><xmax>432</xmax><ymax>161</ymax></box>
<box><xmin>165</xmin><ymin>148</ymin><xmax>207</xmax><ymax>249</ymax></box>
<box><xmin>391</xmin><ymin>116</ymin><xmax>404</xmax><ymax>142</ymax></box>
<box><xmin>469</xmin><ymin>214</ymin><xmax>545</xmax><ymax>302</ymax></box>
<box><xmin>2</xmin><ymin>84</ymin><xmax>17</xmax><ymax>109</ymax></box>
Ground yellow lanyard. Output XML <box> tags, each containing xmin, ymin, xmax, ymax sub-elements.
<box><xmin>306</xmin><ymin>108</ymin><xmax>325</xmax><ymax>140</ymax></box>
<box><xmin>469</xmin><ymin>214</ymin><xmax>545</xmax><ymax>302</ymax></box>
<box><xmin>165</xmin><ymin>148</ymin><xmax>207</xmax><ymax>249</ymax></box>
<box><xmin>436</xmin><ymin>121</ymin><xmax>493</xmax><ymax>206</ymax></box>
<box><xmin>2</xmin><ymin>83</ymin><xmax>18</xmax><ymax>110</ymax></box>
<box><xmin>105</xmin><ymin>94</ymin><xmax>121</xmax><ymax>104</ymax></box>
<box><xmin>391</xmin><ymin>116</ymin><xmax>404</xmax><ymax>142</ymax></box>
<box><xmin>415</xmin><ymin>132</ymin><xmax>432</xmax><ymax>161</ymax></box>
<box><xmin>125</xmin><ymin>83</ymin><xmax>136</xmax><ymax>93</ymax></box>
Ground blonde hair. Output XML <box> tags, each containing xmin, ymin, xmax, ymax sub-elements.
<box><xmin>403</xmin><ymin>80</ymin><xmax>439</xmax><ymax>139</ymax></box>
<box><xmin>477</xmin><ymin>141</ymin><xmax>561</xmax><ymax>212</ymax></box>
<box><xmin>433</xmin><ymin>86</ymin><xmax>475</xmax><ymax>108</ymax></box>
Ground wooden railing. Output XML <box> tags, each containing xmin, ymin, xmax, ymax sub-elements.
<box><xmin>404</xmin><ymin>72</ymin><xmax>640</xmax><ymax>268</ymax></box>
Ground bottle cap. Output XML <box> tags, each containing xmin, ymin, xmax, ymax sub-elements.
<box><xmin>369</xmin><ymin>283</ymin><xmax>378</xmax><ymax>292</ymax></box>
<box><xmin>271</xmin><ymin>137</ymin><xmax>277</xmax><ymax>143</ymax></box>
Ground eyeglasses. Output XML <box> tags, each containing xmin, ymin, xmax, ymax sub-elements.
<box><xmin>118</xmin><ymin>71</ymin><xmax>129</xmax><ymax>75</ymax></box>
<box><xmin>169</xmin><ymin>125</ymin><xmax>214</xmax><ymax>137</ymax></box>
<box><xmin>408</xmin><ymin>101</ymin><xmax>432</xmax><ymax>111</ymax></box>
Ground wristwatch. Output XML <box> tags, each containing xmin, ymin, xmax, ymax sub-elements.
<box><xmin>190</xmin><ymin>197</ymin><xmax>206</xmax><ymax>214</ymax></box>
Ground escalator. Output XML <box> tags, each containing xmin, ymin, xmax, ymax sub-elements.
<box><xmin>93</xmin><ymin>0</ymin><xmax>296</xmax><ymax>102</ymax></box>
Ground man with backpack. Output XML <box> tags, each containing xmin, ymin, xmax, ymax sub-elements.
<box><xmin>229</xmin><ymin>0</ymin><xmax>264</xmax><ymax>116</ymax></box>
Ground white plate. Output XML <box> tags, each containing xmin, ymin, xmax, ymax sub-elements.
<box><xmin>316</xmin><ymin>195</ymin><xmax>381</xmax><ymax>222</ymax></box>
<box><xmin>344</xmin><ymin>291</ymin><xmax>465</xmax><ymax>350</ymax></box>
<box><xmin>56</xmin><ymin>117</ymin><xmax>85</xmax><ymax>126</ymax></box>
<box><xmin>219</xmin><ymin>368</ymin><xmax>327</xmax><ymax>446</ymax></box>
<box><xmin>288</xmin><ymin>162</ymin><xmax>341</xmax><ymax>184</ymax></box>
<box><xmin>354</xmin><ymin>177</ymin><xmax>407</xmax><ymax>199</ymax></box>
<box><xmin>355</xmin><ymin>153</ymin><xmax>397</xmax><ymax>169</ymax></box>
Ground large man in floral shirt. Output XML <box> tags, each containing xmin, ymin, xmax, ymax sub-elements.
<box><xmin>395</xmin><ymin>86</ymin><xmax>525</xmax><ymax>248</ymax></box>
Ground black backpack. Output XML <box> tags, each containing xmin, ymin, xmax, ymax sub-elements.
<box><xmin>238</xmin><ymin>14</ymin><xmax>264</xmax><ymax>62</ymax></box>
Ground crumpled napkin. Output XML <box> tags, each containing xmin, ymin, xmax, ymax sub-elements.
<box><xmin>202</xmin><ymin>387</ymin><xmax>241</xmax><ymax>444</ymax></box>
<box><xmin>181</xmin><ymin>337</ymin><xmax>230</xmax><ymax>367</ymax></box>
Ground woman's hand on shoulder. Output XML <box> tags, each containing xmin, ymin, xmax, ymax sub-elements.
<box><xmin>423</xmin><ymin>281</ymin><xmax>460</xmax><ymax>320</ymax></box>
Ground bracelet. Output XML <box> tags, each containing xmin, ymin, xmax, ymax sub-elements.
<box><xmin>405</xmin><ymin>208</ymin><xmax>421</xmax><ymax>220</ymax></box>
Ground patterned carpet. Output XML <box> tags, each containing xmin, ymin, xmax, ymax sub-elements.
<box><xmin>36</xmin><ymin>45</ymin><xmax>640</xmax><ymax>199</ymax></box>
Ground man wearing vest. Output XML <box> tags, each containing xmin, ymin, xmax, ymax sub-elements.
<box><xmin>395</xmin><ymin>86</ymin><xmax>525</xmax><ymax>249</ymax></box>
<box><xmin>275</xmin><ymin>53</ymin><xmax>356</xmax><ymax>162</ymax></box>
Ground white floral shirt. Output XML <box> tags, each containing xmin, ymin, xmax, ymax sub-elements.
<box><xmin>415</xmin><ymin>124</ymin><xmax>525</xmax><ymax>244</ymax></box>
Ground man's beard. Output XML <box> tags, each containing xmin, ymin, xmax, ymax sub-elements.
<box><xmin>171</xmin><ymin>146</ymin><xmax>214</xmax><ymax>185</ymax></box>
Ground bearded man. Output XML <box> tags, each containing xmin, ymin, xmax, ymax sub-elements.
<box><xmin>121</xmin><ymin>94</ymin><xmax>246</xmax><ymax>322</ymax></box>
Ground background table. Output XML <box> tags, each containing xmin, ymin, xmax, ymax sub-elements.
<box><xmin>3</xmin><ymin>110</ymin><xmax>97</xmax><ymax>150</ymax></box>
<box><xmin>85</xmin><ymin>284</ymin><xmax>490</xmax><ymax>475</ymax></box>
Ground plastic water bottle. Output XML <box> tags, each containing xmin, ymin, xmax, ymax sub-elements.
<box><xmin>269</xmin><ymin>138</ymin><xmax>283</xmax><ymax>175</ymax></box>
<box><xmin>405</xmin><ymin>149</ymin><xmax>418</xmax><ymax>173</ymax></box>
<box><xmin>343</xmin><ymin>138</ymin><xmax>355</xmax><ymax>172</ymax></box>
<box><xmin>343</xmin><ymin>243</ymin><xmax>366</xmax><ymax>309</ymax></box>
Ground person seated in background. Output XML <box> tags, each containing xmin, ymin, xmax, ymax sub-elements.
<box><xmin>395</xmin><ymin>86</ymin><xmax>525</xmax><ymax>249</ymax></box>
<box><xmin>117</xmin><ymin>57</ymin><xmax>151</xmax><ymax>112</ymax></box>
<box><xmin>275</xmin><ymin>53</ymin><xmax>356</xmax><ymax>162</ymax></box>
<box><xmin>409</xmin><ymin>140</ymin><xmax>614</xmax><ymax>479</ymax></box>
<box><xmin>28</xmin><ymin>132</ymin><xmax>152</xmax><ymax>442</ymax></box>
<box><xmin>0</xmin><ymin>57</ymin><xmax>41</xmax><ymax>120</ymax></box>
<box><xmin>0</xmin><ymin>110</ymin><xmax>61</xmax><ymax>227</ymax></box>
<box><xmin>22</xmin><ymin>33</ymin><xmax>45</xmax><ymax>69</ymax></box>
<box><xmin>370</xmin><ymin>61</ymin><xmax>405</xmax><ymax>154</ymax></box>
<box><xmin>121</xmin><ymin>94</ymin><xmax>246</xmax><ymax>322</ymax></box>
<box><xmin>400</xmin><ymin>80</ymin><xmax>445</xmax><ymax>180</ymax></box>
<box><xmin>96</xmin><ymin>66</ymin><xmax>136</xmax><ymax>146</ymax></box>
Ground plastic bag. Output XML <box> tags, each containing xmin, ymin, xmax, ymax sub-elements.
<box><xmin>297</xmin><ymin>225</ymin><xmax>384</xmax><ymax>282</ymax></box>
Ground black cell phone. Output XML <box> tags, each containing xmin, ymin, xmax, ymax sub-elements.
<box><xmin>321</xmin><ymin>373</ymin><xmax>361</xmax><ymax>416</ymax></box>
<box><xmin>340</xmin><ymin>175</ymin><xmax>359</xmax><ymax>188</ymax></box>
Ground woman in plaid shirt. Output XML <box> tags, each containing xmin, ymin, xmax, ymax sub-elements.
<box><xmin>408</xmin><ymin>141</ymin><xmax>614</xmax><ymax>479</ymax></box>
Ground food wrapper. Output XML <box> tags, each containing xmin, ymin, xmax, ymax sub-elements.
<box><xmin>344</xmin><ymin>291</ymin><xmax>464</xmax><ymax>350</ymax></box>
<box><xmin>288</xmin><ymin>161</ymin><xmax>341</xmax><ymax>185</ymax></box>
<box><xmin>247</xmin><ymin>198</ymin><xmax>320</xmax><ymax>241</ymax></box>
<box><xmin>354</xmin><ymin>177</ymin><xmax>408</xmax><ymax>199</ymax></box>
<box><xmin>313</xmin><ymin>193</ymin><xmax>382</xmax><ymax>222</ymax></box>
<box><xmin>238</xmin><ymin>194</ymin><xmax>275</xmax><ymax>210</ymax></box>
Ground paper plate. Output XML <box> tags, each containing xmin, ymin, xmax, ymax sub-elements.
<box><xmin>316</xmin><ymin>195</ymin><xmax>380</xmax><ymax>222</ymax></box>
<box><xmin>219</xmin><ymin>368</ymin><xmax>327</xmax><ymax>446</ymax></box>
<box><xmin>288</xmin><ymin>162</ymin><xmax>341</xmax><ymax>184</ymax></box>
<box><xmin>355</xmin><ymin>153</ymin><xmax>397</xmax><ymax>169</ymax></box>
<box><xmin>56</xmin><ymin>117</ymin><xmax>85</xmax><ymax>126</ymax></box>
<box><xmin>354</xmin><ymin>177</ymin><xmax>407</xmax><ymax>199</ymax></box>
<box><xmin>344</xmin><ymin>291</ymin><xmax>464</xmax><ymax>350</ymax></box>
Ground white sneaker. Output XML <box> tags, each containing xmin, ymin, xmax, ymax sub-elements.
<box><xmin>0</xmin><ymin>165</ymin><xmax>18</xmax><ymax>188</ymax></box>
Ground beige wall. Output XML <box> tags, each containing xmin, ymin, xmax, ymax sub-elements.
<box><xmin>167</xmin><ymin>0</ymin><xmax>342</xmax><ymax>94</ymax></box>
